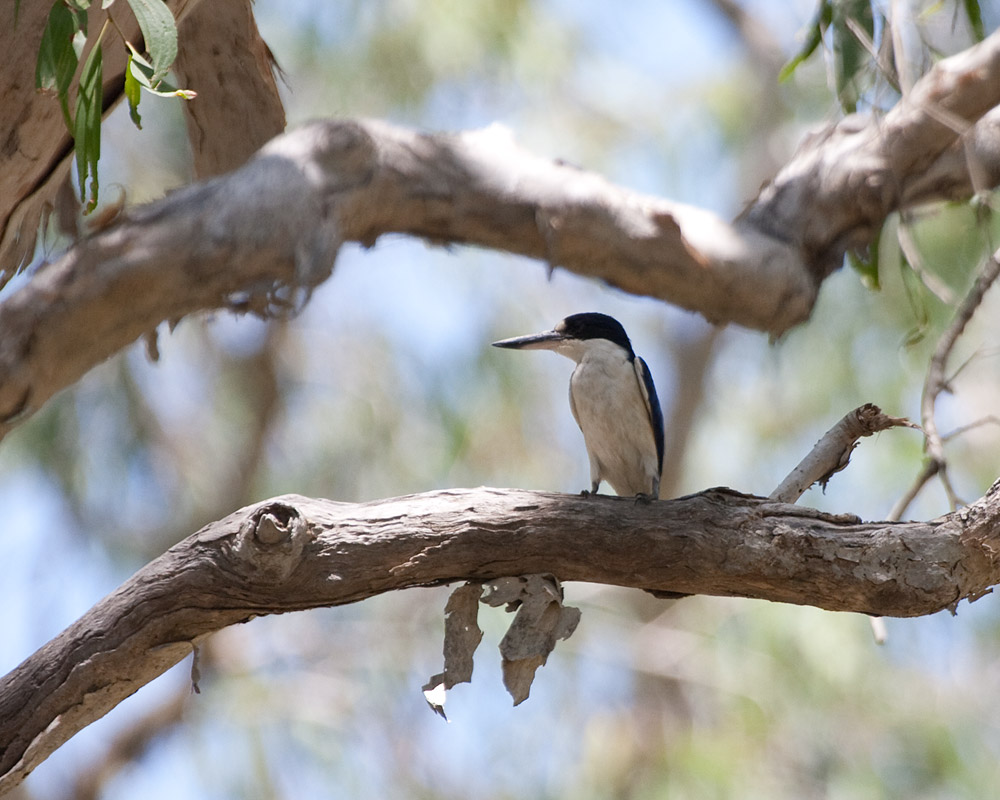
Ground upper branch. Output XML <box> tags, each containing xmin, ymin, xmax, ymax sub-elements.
<box><xmin>747</xmin><ymin>28</ymin><xmax>1000</xmax><ymax>280</ymax></box>
<box><xmin>3</xmin><ymin>484</ymin><xmax>1000</xmax><ymax>792</ymax></box>
<box><xmin>3</xmin><ymin>33</ymin><xmax>1000</xmax><ymax>440</ymax></box>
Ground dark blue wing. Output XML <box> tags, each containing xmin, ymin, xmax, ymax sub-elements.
<box><xmin>635</xmin><ymin>356</ymin><xmax>665</xmax><ymax>476</ymax></box>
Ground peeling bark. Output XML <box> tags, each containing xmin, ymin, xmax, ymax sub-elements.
<box><xmin>4</xmin><ymin>21</ymin><xmax>1000</xmax><ymax>795</ymax></box>
<box><xmin>2</xmin><ymin>484</ymin><xmax>1000</xmax><ymax>792</ymax></box>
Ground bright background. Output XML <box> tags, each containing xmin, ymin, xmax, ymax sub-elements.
<box><xmin>6</xmin><ymin>1</ymin><xmax>1000</xmax><ymax>797</ymax></box>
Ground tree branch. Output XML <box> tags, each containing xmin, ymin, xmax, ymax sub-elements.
<box><xmin>770</xmin><ymin>403</ymin><xmax>918</xmax><ymax>503</ymax></box>
<box><xmin>2</xmin><ymin>16</ymin><xmax>1000</xmax><ymax>452</ymax></box>
<box><xmin>916</xmin><ymin>245</ymin><xmax>1000</xmax><ymax>510</ymax></box>
<box><xmin>746</xmin><ymin>28</ymin><xmax>1000</xmax><ymax>280</ymax></box>
<box><xmin>4</xmin><ymin>50</ymin><xmax>1000</xmax><ymax>442</ymax></box>
<box><xmin>3</xmin><ymin>483</ymin><xmax>1000</xmax><ymax>792</ymax></box>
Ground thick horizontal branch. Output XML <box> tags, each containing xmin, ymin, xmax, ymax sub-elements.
<box><xmin>0</xmin><ymin>116</ymin><xmax>807</xmax><ymax>443</ymax></box>
<box><xmin>2</xmin><ymin>31</ymin><xmax>1000</xmax><ymax>444</ymax></box>
<box><xmin>5</xmin><ymin>94</ymin><xmax>1000</xmax><ymax>445</ymax></box>
<box><xmin>3</xmin><ymin>483</ymin><xmax>1000</xmax><ymax>792</ymax></box>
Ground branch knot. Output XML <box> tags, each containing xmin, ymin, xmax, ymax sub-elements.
<box><xmin>233</xmin><ymin>500</ymin><xmax>310</xmax><ymax>582</ymax></box>
<box><xmin>251</xmin><ymin>503</ymin><xmax>298</xmax><ymax>545</ymax></box>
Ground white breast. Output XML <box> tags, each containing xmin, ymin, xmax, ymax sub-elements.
<box><xmin>568</xmin><ymin>340</ymin><xmax>659</xmax><ymax>496</ymax></box>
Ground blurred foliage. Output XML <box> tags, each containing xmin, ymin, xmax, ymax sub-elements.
<box><xmin>783</xmin><ymin>0</ymin><xmax>994</xmax><ymax>290</ymax></box>
<box><xmin>783</xmin><ymin>0</ymin><xmax>987</xmax><ymax>108</ymax></box>
<box><xmin>5</xmin><ymin>1</ymin><xmax>1000</xmax><ymax>799</ymax></box>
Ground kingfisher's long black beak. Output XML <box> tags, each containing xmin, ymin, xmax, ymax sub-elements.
<box><xmin>492</xmin><ymin>330</ymin><xmax>567</xmax><ymax>350</ymax></box>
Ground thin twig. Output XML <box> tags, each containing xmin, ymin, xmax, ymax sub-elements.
<box><xmin>890</xmin><ymin>414</ymin><xmax>1000</xmax><ymax>518</ymax></box>
<box><xmin>947</xmin><ymin>344</ymin><xmax>1000</xmax><ymax>384</ymax></box>
<box><xmin>897</xmin><ymin>218</ymin><xmax>956</xmax><ymax>304</ymax></box>
<box><xmin>887</xmin><ymin>459</ymin><xmax>939</xmax><ymax>521</ymax></box>
<box><xmin>943</xmin><ymin>415</ymin><xmax>1000</xmax><ymax>442</ymax></box>
<box><xmin>919</xmin><ymin>247</ymin><xmax>1000</xmax><ymax>511</ymax></box>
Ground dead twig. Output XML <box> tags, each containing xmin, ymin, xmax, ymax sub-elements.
<box><xmin>770</xmin><ymin>403</ymin><xmax>918</xmax><ymax>504</ymax></box>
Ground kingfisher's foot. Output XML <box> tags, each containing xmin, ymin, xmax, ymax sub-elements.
<box><xmin>634</xmin><ymin>492</ymin><xmax>657</xmax><ymax>505</ymax></box>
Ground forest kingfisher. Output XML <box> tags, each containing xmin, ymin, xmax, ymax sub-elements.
<box><xmin>493</xmin><ymin>312</ymin><xmax>665</xmax><ymax>500</ymax></box>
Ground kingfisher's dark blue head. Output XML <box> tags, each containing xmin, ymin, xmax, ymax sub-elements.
<box><xmin>492</xmin><ymin>312</ymin><xmax>636</xmax><ymax>362</ymax></box>
<box><xmin>555</xmin><ymin>313</ymin><xmax>635</xmax><ymax>359</ymax></box>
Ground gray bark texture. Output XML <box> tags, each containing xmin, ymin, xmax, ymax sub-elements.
<box><xmin>2</xmin><ymin>484</ymin><xmax>1000</xmax><ymax>793</ymax></box>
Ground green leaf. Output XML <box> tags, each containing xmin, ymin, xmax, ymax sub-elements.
<box><xmin>36</xmin><ymin>2</ymin><xmax>79</xmax><ymax>130</ymax></box>
<box><xmin>75</xmin><ymin>31</ymin><xmax>105</xmax><ymax>213</ymax></box>
<box><xmin>126</xmin><ymin>43</ymin><xmax>153</xmax><ymax>72</ymax></box>
<box><xmin>831</xmin><ymin>0</ymin><xmax>875</xmax><ymax>113</ymax></box>
<box><xmin>124</xmin><ymin>51</ymin><xmax>143</xmax><ymax>128</ymax></box>
<box><xmin>126</xmin><ymin>41</ymin><xmax>197</xmax><ymax>99</ymax></box>
<box><xmin>64</xmin><ymin>0</ymin><xmax>92</xmax><ymax>32</ymax></box>
<box><xmin>126</xmin><ymin>0</ymin><xmax>177</xmax><ymax>83</ymax></box>
<box><xmin>141</xmin><ymin>77</ymin><xmax>197</xmax><ymax>100</ymax></box>
<box><xmin>69</xmin><ymin>5</ymin><xmax>88</xmax><ymax>35</ymax></box>
<box><xmin>963</xmin><ymin>0</ymin><xmax>985</xmax><ymax>41</ymax></box>
<box><xmin>779</xmin><ymin>0</ymin><xmax>833</xmax><ymax>82</ymax></box>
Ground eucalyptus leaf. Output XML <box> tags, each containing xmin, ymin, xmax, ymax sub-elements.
<box><xmin>126</xmin><ymin>0</ymin><xmax>177</xmax><ymax>83</ymax></box>
<box><xmin>36</xmin><ymin>2</ymin><xmax>79</xmax><ymax>131</ymax></box>
<box><xmin>963</xmin><ymin>0</ymin><xmax>985</xmax><ymax>41</ymax></box>
<box><xmin>124</xmin><ymin>51</ymin><xmax>143</xmax><ymax>128</ymax></box>
<box><xmin>75</xmin><ymin>33</ymin><xmax>105</xmax><ymax>212</ymax></box>
<box><xmin>779</xmin><ymin>0</ymin><xmax>832</xmax><ymax>82</ymax></box>
<box><xmin>127</xmin><ymin>42</ymin><xmax>197</xmax><ymax>99</ymax></box>
<box><xmin>831</xmin><ymin>0</ymin><xmax>874</xmax><ymax>113</ymax></box>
